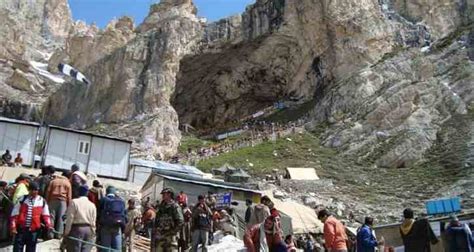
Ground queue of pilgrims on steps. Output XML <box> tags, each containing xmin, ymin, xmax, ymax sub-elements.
<box><xmin>0</xmin><ymin>163</ymin><xmax>473</xmax><ymax>252</ymax></box>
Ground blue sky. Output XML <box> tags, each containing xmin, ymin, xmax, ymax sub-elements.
<box><xmin>68</xmin><ymin>0</ymin><xmax>255</xmax><ymax>28</ymax></box>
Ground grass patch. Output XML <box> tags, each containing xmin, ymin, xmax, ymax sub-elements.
<box><xmin>178</xmin><ymin>135</ymin><xmax>216</xmax><ymax>153</ymax></box>
<box><xmin>196</xmin><ymin>132</ymin><xmax>337</xmax><ymax>174</ymax></box>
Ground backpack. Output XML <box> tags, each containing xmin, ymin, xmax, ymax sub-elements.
<box><xmin>101</xmin><ymin>196</ymin><xmax>125</xmax><ymax>227</ymax></box>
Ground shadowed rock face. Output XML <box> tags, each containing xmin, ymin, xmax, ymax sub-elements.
<box><xmin>173</xmin><ymin>0</ymin><xmax>394</xmax><ymax>129</ymax></box>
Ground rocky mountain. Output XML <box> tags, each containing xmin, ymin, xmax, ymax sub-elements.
<box><xmin>0</xmin><ymin>0</ymin><xmax>73</xmax><ymax>120</ymax></box>
<box><xmin>0</xmin><ymin>0</ymin><xmax>473</xmax><ymax>166</ymax></box>
<box><xmin>44</xmin><ymin>0</ymin><xmax>204</xmax><ymax>159</ymax></box>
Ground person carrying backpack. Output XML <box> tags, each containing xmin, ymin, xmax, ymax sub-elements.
<box><xmin>191</xmin><ymin>195</ymin><xmax>212</xmax><ymax>252</ymax></box>
<box><xmin>10</xmin><ymin>182</ymin><xmax>52</xmax><ymax>252</ymax></box>
<box><xmin>445</xmin><ymin>215</ymin><xmax>474</xmax><ymax>252</ymax></box>
<box><xmin>99</xmin><ymin>186</ymin><xmax>127</xmax><ymax>251</ymax></box>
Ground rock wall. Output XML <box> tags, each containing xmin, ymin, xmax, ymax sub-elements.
<box><xmin>48</xmin><ymin>17</ymin><xmax>134</xmax><ymax>73</ymax></box>
<box><xmin>310</xmin><ymin>28</ymin><xmax>473</xmax><ymax>168</ymax></box>
<box><xmin>173</xmin><ymin>0</ymin><xmax>394</xmax><ymax>129</ymax></box>
<box><xmin>390</xmin><ymin>0</ymin><xmax>474</xmax><ymax>38</ymax></box>
<box><xmin>0</xmin><ymin>0</ymin><xmax>72</xmax><ymax>120</ymax></box>
<box><xmin>45</xmin><ymin>0</ymin><xmax>203</xmax><ymax>159</ymax></box>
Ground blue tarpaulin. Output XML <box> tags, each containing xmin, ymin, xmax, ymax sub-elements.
<box><xmin>426</xmin><ymin>197</ymin><xmax>461</xmax><ymax>215</ymax></box>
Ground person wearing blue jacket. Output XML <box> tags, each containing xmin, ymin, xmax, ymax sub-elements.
<box><xmin>446</xmin><ymin>215</ymin><xmax>474</xmax><ymax>252</ymax></box>
<box><xmin>357</xmin><ymin>217</ymin><xmax>382</xmax><ymax>252</ymax></box>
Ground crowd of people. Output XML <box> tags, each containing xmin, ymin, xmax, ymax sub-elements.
<box><xmin>141</xmin><ymin>189</ymin><xmax>240</xmax><ymax>252</ymax></box>
<box><xmin>0</xmin><ymin>164</ymin><xmax>137</xmax><ymax>252</ymax></box>
<box><xmin>1</xmin><ymin>162</ymin><xmax>474</xmax><ymax>252</ymax></box>
<box><xmin>173</xmin><ymin>118</ymin><xmax>308</xmax><ymax>165</ymax></box>
<box><xmin>315</xmin><ymin>208</ymin><xmax>474</xmax><ymax>252</ymax></box>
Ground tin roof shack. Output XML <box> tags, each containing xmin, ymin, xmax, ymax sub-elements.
<box><xmin>0</xmin><ymin>117</ymin><xmax>40</xmax><ymax>166</ymax></box>
<box><xmin>141</xmin><ymin>170</ymin><xmax>296</xmax><ymax>238</ymax></box>
<box><xmin>141</xmin><ymin>169</ymin><xmax>262</xmax><ymax>208</ymax></box>
<box><xmin>212</xmin><ymin>163</ymin><xmax>235</xmax><ymax>176</ymax></box>
<box><xmin>373</xmin><ymin>212</ymin><xmax>474</xmax><ymax>252</ymax></box>
<box><xmin>225</xmin><ymin>168</ymin><xmax>251</xmax><ymax>183</ymax></box>
<box><xmin>43</xmin><ymin>125</ymin><xmax>131</xmax><ymax>180</ymax></box>
<box><xmin>129</xmin><ymin>158</ymin><xmax>204</xmax><ymax>185</ymax></box>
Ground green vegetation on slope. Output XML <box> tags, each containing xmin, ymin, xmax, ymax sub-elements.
<box><xmin>178</xmin><ymin>135</ymin><xmax>215</xmax><ymax>153</ymax></box>
<box><xmin>196</xmin><ymin>132</ymin><xmax>336</xmax><ymax>174</ymax></box>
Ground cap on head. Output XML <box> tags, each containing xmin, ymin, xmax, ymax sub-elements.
<box><xmin>106</xmin><ymin>186</ymin><xmax>117</xmax><ymax>195</ymax></box>
<box><xmin>161</xmin><ymin>187</ymin><xmax>174</xmax><ymax>195</ymax></box>
<box><xmin>79</xmin><ymin>185</ymin><xmax>89</xmax><ymax>197</ymax></box>
<box><xmin>19</xmin><ymin>173</ymin><xmax>30</xmax><ymax>181</ymax></box>
<box><xmin>450</xmin><ymin>214</ymin><xmax>459</xmax><ymax>223</ymax></box>
<box><xmin>403</xmin><ymin>208</ymin><xmax>414</xmax><ymax>219</ymax></box>
<box><xmin>71</xmin><ymin>164</ymin><xmax>80</xmax><ymax>172</ymax></box>
<box><xmin>29</xmin><ymin>181</ymin><xmax>40</xmax><ymax>191</ymax></box>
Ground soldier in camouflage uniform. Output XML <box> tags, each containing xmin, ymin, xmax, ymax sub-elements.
<box><xmin>152</xmin><ymin>188</ymin><xmax>184</xmax><ymax>252</ymax></box>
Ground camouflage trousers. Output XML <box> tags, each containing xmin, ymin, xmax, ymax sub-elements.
<box><xmin>151</xmin><ymin>234</ymin><xmax>178</xmax><ymax>252</ymax></box>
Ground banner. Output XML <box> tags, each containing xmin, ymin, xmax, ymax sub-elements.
<box><xmin>216</xmin><ymin>192</ymin><xmax>232</xmax><ymax>208</ymax></box>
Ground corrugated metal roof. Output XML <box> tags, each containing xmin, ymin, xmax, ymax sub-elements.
<box><xmin>142</xmin><ymin>169</ymin><xmax>262</xmax><ymax>195</ymax></box>
<box><xmin>0</xmin><ymin>117</ymin><xmax>40</xmax><ymax>127</ymax></box>
<box><xmin>159</xmin><ymin>174</ymin><xmax>261</xmax><ymax>194</ymax></box>
<box><xmin>48</xmin><ymin>125</ymin><xmax>132</xmax><ymax>143</ymax></box>
<box><xmin>286</xmin><ymin>167</ymin><xmax>319</xmax><ymax>180</ymax></box>
<box><xmin>130</xmin><ymin>158</ymin><xmax>204</xmax><ymax>177</ymax></box>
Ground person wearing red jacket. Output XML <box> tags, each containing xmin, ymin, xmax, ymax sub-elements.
<box><xmin>10</xmin><ymin>181</ymin><xmax>52</xmax><ymax>252</ymax></box>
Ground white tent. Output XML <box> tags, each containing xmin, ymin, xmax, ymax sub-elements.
<box><xmin>285</xmin><ymin>167</ymin><xmax>320</xmax><ymax>180</ymax></box>
<box><xmin>265</xmin><ymin>191</ymin><xmax>323</xmax><ymax>234</ymax></box>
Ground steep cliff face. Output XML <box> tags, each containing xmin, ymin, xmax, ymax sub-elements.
<box><xmin>306</xmin><ymin>0</ymin><xmax>474</xmax><ymax>168</ymax></box>
<box><xmin>311</xmin><ymin>29</ymin><xmax>473</xmax><ymax>168</ymax></box>
<box><xmin>172</xmin><ymin>0</ymin><xmax>473</xmax><ymax>168</ymax></box>
<box><xmin>48</xmin><ymin>17</ymin><xmax>134</xmax><ymax>73</ymax></box>
<box><xmin>45</xmin><ymin>0</ymin><xmax>203</xmax><ymax>159</ymax></box>
<box><xmin>0</xmin><ymin>0</ymin><xmax>72</xmax><ymax>120</ymax></box>
<box><xmin>173</xmin><ymin>0</ymin><xmax>394</xmax><ymax>129</ymax></box>
<box><xmin>390</xmin><ymin>0</ymin><xmax>473</xmax><ymax>38</ymax></box>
